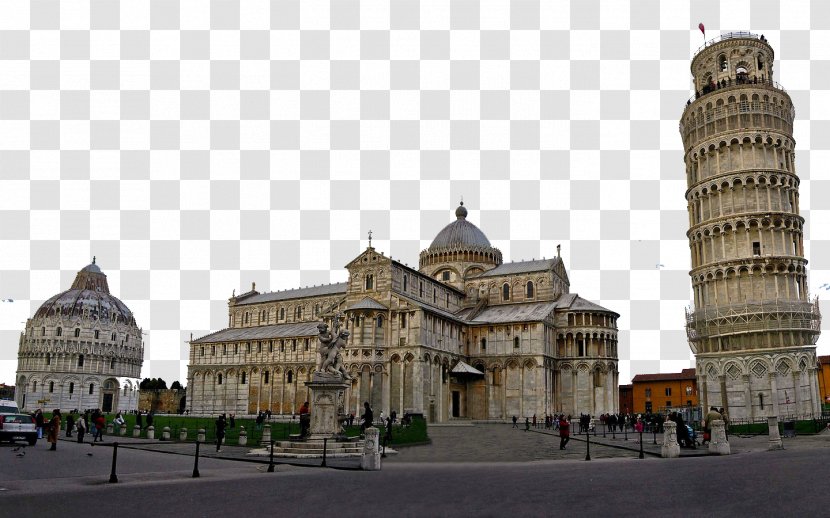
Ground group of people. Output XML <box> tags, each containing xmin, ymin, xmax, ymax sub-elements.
<box><xmin>30</xmin><ymin>408</ymin><xmax>108</xmax><ymax>450</ymax></box>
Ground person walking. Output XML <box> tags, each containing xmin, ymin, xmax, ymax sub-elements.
<box><xmin>559</xmin><ymin>415</ymin><xmax>570</xmax><ymax>450</ymax></box>
<box><xmin>65</xmin><ymin>412</ymin><xmax>75</xmax><ymax>438</ymax></box>
<box><xmin>512</xmin><ymin>415</ymin><xmax>518</xmax><ymax>428</ymax></box>
<box><xmin>525</xmin><ymin>417</ymin><xmax>530</xmax><ymax>431</ymax></box>
<box><xmin>136</xmin><ymin>411</ymin><xmax>143</xmax><ymax>429</ymax></box>
<box><xmin>360</xmin><ymin>402</ymin><xmax>373</xmax><ymax>434</ymax></box>
<box><xmin>47</xmin><ymin>409</ymin><xmax>61</xmax><ymax>451</ymax></box>
<box><xmin>215</xmin><ymin>414</ymin><xmax>226</xmax><ymax>453</ymax></box>
<box><xmin>94</xmin><ymin>411</ymin><xmax>105</xmax><ymax>442</ymax></box>
<box><xmin>34</xmin><ymin>409</ymin><xmax>44</xmax><ymax>439</ymax></box>
<box><xmin>75</xmin><ymin>414</ymin><xmax>86</xmax><ymax>443</ymax></box>
<box><xmin>229</xmin><ymin>414</ymin><xmax>235</xmax><ymax>429</ymax></box>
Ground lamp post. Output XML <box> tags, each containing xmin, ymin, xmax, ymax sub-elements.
<box><xmin>584</xmin><ymin>429</ymin><xmax>591</xmax><ymax>461</ymax></box>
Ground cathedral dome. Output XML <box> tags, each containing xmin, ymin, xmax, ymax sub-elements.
<box><xmin>427</xmin><ymin>202</ymin><xmax>493</xmax><ymax>250</ymax></box>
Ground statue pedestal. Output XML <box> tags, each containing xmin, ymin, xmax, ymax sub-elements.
<box><xmin>660</xmin><ymin>421</ymin><xmax>680</xmax><ymax>458</ymax></box>
<box><xmin>767</xmin><ymin>416</ymin><xmax>783</xmax><ymax>451</ymax></box>
<box><xmin>708</xmin><ymin>419</ymin><xmax>731</xmax><ymax>455</ymax></box>
<box><xmin>306</xmin><ymin>373</ymin><xmax>349</xmax><ymax>440</ymax></box>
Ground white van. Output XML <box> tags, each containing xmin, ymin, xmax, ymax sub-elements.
<box><xmin>0</xmin><ymin>399</ymin><xmax>19</xmax><ymax>414</ymax></box>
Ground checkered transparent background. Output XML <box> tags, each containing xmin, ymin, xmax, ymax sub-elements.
<box><xmin>2</xmin><ymin>0</ymin><xmax>830</xmax><ymax>387</ymax></box>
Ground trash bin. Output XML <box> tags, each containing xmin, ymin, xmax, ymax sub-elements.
<box><xmin>782</xmin><ymin>420</ymin><xmax>796</xmax><ymax>438</ymax></box>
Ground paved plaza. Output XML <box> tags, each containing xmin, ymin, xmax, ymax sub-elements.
<box><xmin>2</xmin><ymin>424</ymin><xmax>829</xmax><ymax>516</ymax></box>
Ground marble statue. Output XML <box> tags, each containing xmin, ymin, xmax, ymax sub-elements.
<box><xmin>316</xmin><ymin>317</ymin><xmax>352</xmax><ymax>381</ymax></box>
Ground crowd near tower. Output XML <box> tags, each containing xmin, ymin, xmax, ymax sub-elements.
<box><xmin>680</xmin><ymin>32</ymin><xmax>822</xmax><ymax>419</ymax></box>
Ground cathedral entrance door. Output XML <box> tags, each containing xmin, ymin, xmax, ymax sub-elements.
<box><xmin>102</xmin><ymin>393</ymin><xmax>113</xmax><ymax>413</ymax></box>
<box><xmin>451</xmin><ymin>391</ymin><xmax>460</xmax><ymax>417</ymax></box>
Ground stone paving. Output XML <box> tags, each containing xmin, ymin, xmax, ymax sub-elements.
<box><xmin>56</xmin><ymin>422</ymin><xmax>830</xmax><ymax>467</ymax></box>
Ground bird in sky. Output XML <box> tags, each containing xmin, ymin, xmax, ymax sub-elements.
<box><xmin>1</xmin><ymin>299</ymin><xmax>13</xmax><ymax>303</ymax></box>
<box><xmin>656</xmin><ymin>264</ymin><xmax>665</xmax><ymax>269</ymax></box>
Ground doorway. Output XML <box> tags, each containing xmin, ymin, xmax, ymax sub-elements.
<box><xmin>452</xmin><ymin>391</ymin><xmax>460</xmax><ymax>418</ymax></box>
<box><xmin>102</xmin><ymin>393</ymin><xmax>113</xmax><ymax>413</ymax></box>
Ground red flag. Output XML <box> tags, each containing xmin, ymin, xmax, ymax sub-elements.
<box><xmin>698</xmin><ymin>23</ymin><xmax>705</xmax><ymax>37</ymax></box>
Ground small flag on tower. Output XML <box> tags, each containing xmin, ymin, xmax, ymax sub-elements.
<box><xmin>699</xmin><ymin>23</ymin><xmax>706</xmax><ymax>37</ymax></box>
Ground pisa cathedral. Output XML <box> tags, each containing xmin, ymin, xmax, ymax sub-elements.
<box><xmin>14</xmin><ymin>260</ymin><xmax>144</xmax><ymax>412</ymax></box>
<box><xmin>188</xmin><ymin>204</ymin><xmax>620</xmax><ymax>422</ymax></box>
<box><xmin>681</xmin><ymin>33</ymin><xmax>823</xmax><ymax>419</ymax></box>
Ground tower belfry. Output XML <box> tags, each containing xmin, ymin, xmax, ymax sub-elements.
<box><xmin>680</xmin><ymin>32</ymin><xmax>822</xmax><ymax>419</ymax></box>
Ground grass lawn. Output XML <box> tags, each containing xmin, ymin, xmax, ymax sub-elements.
<box><xmin>66</xmin><ymin>413</ymin><xmax>429</xmax><ymax>446</ymax></box>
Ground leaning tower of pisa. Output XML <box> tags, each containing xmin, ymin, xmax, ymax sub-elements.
<box><xmin>679</xmin><ymin>33</ymin><xmax>822</xmax><ymax>420</ymax></box>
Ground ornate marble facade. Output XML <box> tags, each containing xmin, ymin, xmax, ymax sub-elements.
<box><xmin>188</xmin><ymin>204</ymin><xmax>620</xmax><ymax>421</ymax></box>
<box><xmin>15</xmin><ymin>260</ymin><xmax>144</xmax><ymax>412</ymax></box>
<box><xmin>680</xmin><ymin>33</ymin><xmax>822</xmax><ymax>419</ymax></box>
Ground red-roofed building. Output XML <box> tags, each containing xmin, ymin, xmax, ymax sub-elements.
<box><xmin>631</xmin><ymin>369</ymin><xmax>698</xmax><ymax>414</ymax></box>
<box><xmin>819</xmin><ymin>356</ymin><xmax>830</xmax><ymax>407</ymax></box>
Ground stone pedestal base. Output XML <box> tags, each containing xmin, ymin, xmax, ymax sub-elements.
<box><xmin>767</xmin><ymin>416</ymin><xmax>783</xmax><ymax>451</ymax></box>
<box><xmin>306</xmin><ymin>375</ymin><xmax>349</xmax><ymax>440</ymax></box>
<box><xmin>708</xmin><ymin>420</ymin><xmax>731</xmax><ymax>455</ymax></box>
<box><xmin>361</xmin><ymin>427</ymin><xmax>381</xmax><ymax>470</ymax></box>
<box><xmin>661</xmin><ymin>421</ymin><xmax>680</xmax><ymax>458</ymax></box>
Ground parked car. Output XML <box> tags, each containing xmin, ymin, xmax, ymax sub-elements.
<box><xmin>0</xmin><ymin>413</ymin><xmax>38</xmax><ymax>445</ymax></box>
<box><xmin>0</xmin><ymin>399</ymin><xmax>19</xmax><ymax>414</ymax></box>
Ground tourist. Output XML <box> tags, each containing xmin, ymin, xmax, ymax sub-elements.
<box><xmin>559</xmin><ymin>415</ymin><xmax>570</xmax><ymax>450</ymax></box>
<box><xmin>34</xmin><ymin>409</ymin><xmax>44</xmax><ymax>439</ymax></box>
<box><xmin>75</xmin><ymin>414</ymin><xmax>86</xmax><ymax>443</ymax></box>
<box><xmin>94</xmin><ymin>411</ymin><xmax>105</xmax><ymax>442</ymax></box>
<box><xmin>532</xmin><ymin>414</ymin><xmax>537</xmax><ymax>428</ymax></box>
<box><xmin>113</xmin><ymin>412</ymin><xmax>125</xmax><ymax>433</ymax></box>
<box><xmin>136</xmin><ymin>411</ymin><xmax>143</xmax><ymax>429</ymax></box>
<box><xmin>65</xmin><ymin>412</ymin><xmax>75</xmax><ymax>438</ymax></box>
<box><xmin>146</xmin><ymin>410</ymin><xmax>155</xmax><ymax>430</ymax></box>
<box><xmin>384</xmin><ymin>416</ymin><xmax>393</xmax><ymax>445</ymax></box>
<box><xmin>524</xmin><ymin>417</ymin><xmax>530</xmax><ymax>431</ymax></box>
<box><xmin>702</xmin><ymin>406</ymin><xmax>722</xmax><ymax>445</ymax></box>
<box><xmin>360</xmin><ymin>402</ymin><xmax>373</xmax><ymax>434</ymax></box>
<box><xmin>256</xmin><ymin>411</ymin><xmax>264</xmax><ymax>430</ymax></box>
<box><xmin>215</xmin><ymin>414</ymin><xmax>226</xmax><ymax>453</ymax></box>
<box><xmin>379</xmin><ymin>410</ymin><xmax>385</xmax><ymax>426</ymax></box>
<box><xmin>512</xmin><ymin>415</ymin><xmax>518</xmax><ymax>428</ymax></box>
<box><xmin>391</xmin><ymin>410</ymin><xmax>397</xmax><ymax>424</ymax></box>
<box><xmin>719</xmin><ymin>407</ymin><xmax>729</xmax><ymax>440</ymax></box>
<box><xmin>348</xmin><ymin>413</ymin><xmax>355</xmax><ymax>427</ymax></box>
<box><xmin>229</xmin><ymin>414</ymin><xmax>235</xmax><ymax>429</ymax></box>
<box><xmin>47</xmin><ymin>409</ymin><xmax>61</xmax><ymax>451</ymax></box>
<box><xmin>299</xmin><ymin>402</ymin><xmax>310</xmax><ymax>437</ymax></box>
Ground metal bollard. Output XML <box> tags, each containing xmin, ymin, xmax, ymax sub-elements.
<box><xmin>584</xmin><ymin>431</ymin><xmax>591</xmax><ymax>461</ymax></box>
<box><xmin>193</xmin><ymin>441</ymin><xmax>201</xmax><ymax>478</ymax></box>
<box><xmin>603</xmin><ymin>424</ymin><xmax>606</xmax><ymax>438</ymax></box>
<box><xmin>109</xmin><ymin>442</ymin><xmax>119</xmax><ymax>483</ymax></box>
<box><xmin>624</xmin><ymin>425</ymin><xmax>628</xmax><ymax>441</ymax></box>
<box><xmin>653</xmin><ymin>427</ymin><xmax>658</xmax><ymax>445</ymax></box>
<box><xmin>267</xmin><ymin>440</ymin><xmax>275</xmax><ymax>473</ymax></box>
<box><xmin>639</xmin><ymin>431</ymin><xmax>644</xmax><ymax>459</ymax></box>
<box><xmin>321</xmin><ymin>437</ymin><xmax>328</xmax><ymax>467</ymax></box>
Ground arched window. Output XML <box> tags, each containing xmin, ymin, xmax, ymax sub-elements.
<box><xmin>442</xmin><ymin>271</ymin><xmax>450</xmax><ymax>281</ymax></box>
<box><xmin>502</xmin><ymin>283</ymin><xmax>510</xmax><ymax>301</ymax></box>
<box><xmin>241</xmin><ymin>372</ymin><xmax>247</xmax><ymax>384</ymax></box>
<box><xmin>419</xmin><ymin>282</ymin><xmax>424</xmax><ymax>298</ymax></box>
<box><xmin>287</xmin><ymin>371</ymin><xmax>293</xmax><ymax>384</ymax></box>
<box><xmin>78</xmin><ymin>354</ymin><xmax>85</xmax><ymax>367</ymax></box>
<box><xmin>292</xmin><ymin>339</ymin><xmax>297</xmax><ymax>351</ymax></box>
<box><xmin>481</xmin><ymin>338</ymin><xmax>487</xmax><ymax>350</ymax></box>
<box><xmin>112</xmin><ymin>332</ymin><xmax>116</xmax><ymax>341</ymax></box>
<box><xmin>32</xmin><ymin>381</ymin><xmax>37</xmax><ymax>392</ymax></box>
<box><xmin>400</xmin><ymin>313</ymin><xmax>406</xmax><ymax>329</ymax></box>
<box><xmin>74</xmin><ymin>328</ymin><xmax>80</xmax><ymax>337</ymax></box>
<box><xmin>280</xmin><ymin>308</ymin><xmax>285</xmax><ymax>320</ymax></box>
<box><xmin>56</xmin><ymin>327</ymin><xmax>62</xmax><ymax>336</ymax></box>
<box><xmin>41</xmin><ymin>327</ymin><xmax>45</xmax><ymax>336</ymax></box>
<box><xmin>46</xmin><ymin>353</ymin><xmax>51</xmax><ymax>366</ymax></box>
<box><xmin>377</xmin><ymin>315</ymin><xmax>384</xmax><ymax>328</ymax></box>
<box><xmin>125</xmin><ymin>335</ymin><xmax>129</xmax><ymax>342</ymax></box>
<box><xmin>433</xmin><ymin>288</ymin><xmax>437</xmax><ymax>303</ymax></box>
<box><xmin>296</xmin><ymin>306</ymin><xmax>303</xmax><ymax>319</ymax></box>
<box><xmin>403</xmin><ymin>275</ymin><xmax>408</xmax><ymax>291</ymax></box>
<box><xmin>526</xmin><ymin>281</ymin><xmax>534</xmax><ymax>298</ymax></box>
<box><xmin>514</xmin><ymin>337</ymin><xmax>520</xmax><ymax>348</ymax></box>
<box><xmin>217</xmin><ymin>374</ymin><xmax>223</xmax><ymax>385</ymax></box>
<box><xmin>49</xmin><ymin>381</ymin><xmax>54</xmax><ymax>393</ymax></box>
<box><xmin>89</xmin><ymin>383</ymin><xmax>94</xmax><ymax>395</ymax></box>
<box><xmin>264</xmin><ymin>371</ymin><xmax>270</xmax><ymax>384</ymax></box>
<box><xmin>366</xmin><ymin>274</ymin><xmax>374</xmax><ymax>290</ymax></box>
<box><xmin>94</xmin><ymin>330</ymin><xmax>99</xmax><ymax>339</ymax></box>
<box><xmin>719</xmin><ymin>54</ymin><xmax>728</xmax><ymax>72</ymax></box>
<box><xmin>304</xmin><ymin>339</ymin><xmax>309</xmax><ymax>351</ymax></box>
<box><xmin>69</xmin><ymin>382</ymin><xmax>74</xmax><ymax>394</ymax></box>
<box><xmin>110</xmin><ymin>358</ymin><xmax>115</xmax><ymax>369</ymax></box>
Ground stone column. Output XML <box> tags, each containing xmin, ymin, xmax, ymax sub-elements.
<box><xmin>767</xmin><ymin>416</ymin><xmax>783</xmax><ymax>450</ymax></box>
<box><xmin>810</xmin><ymin>367</ymin><xmax>821</xmax><ymax>416</ymax></box>
<box><xmin>412</xmin><ymin>358</ymin><xmax>424</xmax><ymax>414</ymax></box>
<box><xmin>571</xmin><ymin>369</ymin><xmax>577</xmax><ymax>415</ymax></box>
<box><xmin>261</xmin><ymin>424</ymin><xmax>271</xmax><ymax>445</ymax></box>
<box><xmin>381</xmin><ymin>370</ymin><xmax>391</xmax><ymax>418</ymax></box>
<box><xmin>743</xmin><ymin>375</ymin><xmax>753</xmax><ymax>420</ymax></box>
<box><xmin>708</xmin><ymin>419</ymin><xmax>731</xmax><ymax>455</ymax></box>
<box><xmin>770</xmin><ymin>373</ymin><xmax>780</xmax><ymax>416</ymax></box>
<box><xmin>791</xmin><ymin>372</ymin><xmax>800</xmax><ymax>418</ymax></box>
<box><xmin>661</xmin><ymin>420</ymin><xmax>680</xmax><ymax>458</ymax></box>
<box><xmin>361</xmin><ymin>427</ymin><xmax>381</xmax><ymax>470</ymax></box>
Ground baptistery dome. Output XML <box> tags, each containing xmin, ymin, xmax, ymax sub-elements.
<box><xmin>15</xmin><ymin>259</ymin><xmax>144</xmax><ymax>413</ymax></box>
